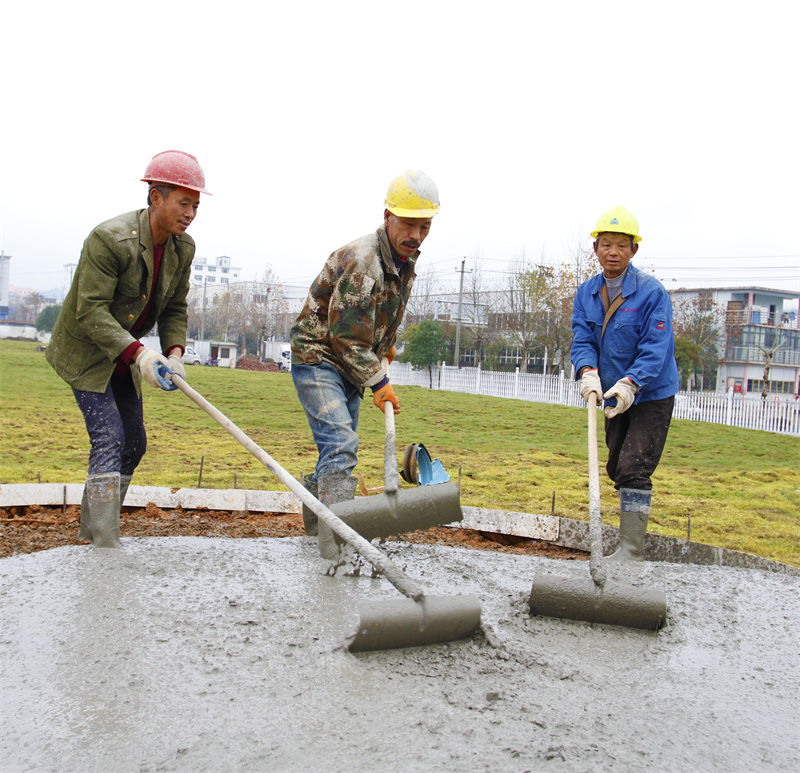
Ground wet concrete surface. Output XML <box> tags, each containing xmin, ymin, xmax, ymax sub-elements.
<box><xmin>1</xmin><ymin>536</ymin><xmax>798</xmax><ymax>771</ymax></box>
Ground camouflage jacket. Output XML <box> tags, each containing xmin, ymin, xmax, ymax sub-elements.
<box><xmin>46</xmin><ymin>209</ymin><xmax>194</xmax><ymax>394</ymax></box>
<box><xmin>291</xmin><ymin>225</ymin><xmax>417</xmax><ymax>393</ymax></box>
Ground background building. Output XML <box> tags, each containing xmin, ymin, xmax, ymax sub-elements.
<box><xmin>670</xmin><ymin>286</ymin><xmax>800</xmax><ymax>396</ymax></box>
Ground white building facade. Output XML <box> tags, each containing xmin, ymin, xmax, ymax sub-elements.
<box><xmin>670</xmin><ymin>286</ymin><xmax>800</xmax><ymax>397</ymax></box>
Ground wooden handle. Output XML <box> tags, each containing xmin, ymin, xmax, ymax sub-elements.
<box><xmin>172</xmin><ymin>374</ymin><xmax>424</xmax><ymax>602</ymax></box>
<box><xmin>587</xmin><ymin>394</ymin><xmax>607</xmax><ymax>587</ymax></box>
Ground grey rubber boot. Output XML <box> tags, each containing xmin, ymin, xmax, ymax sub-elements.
<box><xmin>300</xmin><ymin>474</ymin><xmax>318</xmax><ymax>536</ymax></box>
<box><xmin>79</xmin><ymin>473</ymin><xmax>131</xmax><ymax>542</ymax></box>
<box><xmin>120</xmin><ymin>474</ymin><xmax>132</xmax><ymax>507</ymax></box>
<box><xmin>607</xmin><ymin>488</ymin><xmax>651</xmax><ymax>561</ymax></box>
<box><xmin>86</xmin><ymin>472</ymin><xmax>122</xmax><ymax>549</ymax></box>
<box><xmin>316</xmin><ymin>472</ymin><xmax>357</xmax><ymax>560</ymax></box>
<box><xmin>78</xmin><ymin>486</ymin><xmax>92</xmax><ymax>541</ymax></box>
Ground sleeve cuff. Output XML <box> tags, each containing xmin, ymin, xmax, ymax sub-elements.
<box><xmin>370</xmin><ymin>376</ymin><xmax>389</xmax><ymax>392</ymax></box>
<box><xmin>119</xmin><ymin>341</ymin><xmax>143</xmax><ymax>365</ymax></box>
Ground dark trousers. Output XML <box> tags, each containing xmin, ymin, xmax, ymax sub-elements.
<box><xmin>604</xmin><ymin>396</ymin><xmax>674</xmax><ymax>490</ymax></box>
<box><xmin>73</xmin><ymin>373</ymin><xmax>147</xmax><ymax>476</ymax></box>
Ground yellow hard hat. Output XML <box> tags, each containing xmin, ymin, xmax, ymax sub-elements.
<box><xmin>591</xmin><ymin>206</ymin><xmax>642</xmax><ymax>243</ymax></box>
<box><xmin>385</xmin><ymin>170</ymin><xmax>440</xmax><ymax>218</ymax></box>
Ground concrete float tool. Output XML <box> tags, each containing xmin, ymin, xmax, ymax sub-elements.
<box><xmin>327</xmin><ymin>366</ymin><xmax>463</xmax><ymax>542</ymax></box>
<box><xmin>529</xmin><ymin>395</ymin><xmax>667</xmax><ymax>630</ymax></box>
<box><xmin>170</xmin><ymin>374</ymin><xmax>482</xmax><ymax>652</ymax></box>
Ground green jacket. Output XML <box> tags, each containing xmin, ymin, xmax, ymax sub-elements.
<box><xmin>46</xmin><ymin>209</ymin><xmax>194</xmax><ymax>393</ymax></box>
<box><xmin>291</xmin><ymin>225</ymin><xmax>417</xmax><ymax>393</ymax></box>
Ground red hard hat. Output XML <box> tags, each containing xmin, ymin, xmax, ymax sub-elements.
<box><xmin>141</xmin><ymin>150</ymin><xmax>211</xmax><ymax>194</ymax></box>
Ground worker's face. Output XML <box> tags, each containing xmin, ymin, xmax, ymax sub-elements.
<box><xmin>594</xmin><ymin>232</ymin><xmax>638</xmax><ymax>278</ymax></box>
<box><xmin>151</xmin><ymin>186</ymin><xmax>200</xmax><ymax>238</ymax></box>
<box><xmin>384</xmin><ymin>211</ymin><xmax>432</xmax><ymax>258</ymax></box>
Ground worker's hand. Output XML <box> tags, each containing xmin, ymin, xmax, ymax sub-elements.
<box><xmin>373</xmin><ymin>381</ymin><xmax>400</xmax><ymax>413</ymax></box>
<box><xmin>135</xmin><ymin>347</ymin><xmax>177</xmax><ymax>391</ymax></box>
<box><xmin>386</xmin><ymin>345</ymin><xmax>397</xmax><ymax>364</ymax></box>
<box><xmin>167</xmin><ymin>354</ymin><xmax>186</xmax><ymax>381</ymax></box>
<box><xmin>579</xmin><ymin>368</ymin><xmax>603</xmax><ymax>404</ymax></box>
<box><xmin>603</xmin><ymin>377</ymin><xmax>637</xmax><ymax>418</ymax></box>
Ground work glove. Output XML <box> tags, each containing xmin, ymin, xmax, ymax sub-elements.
<box><xmin>386</xmin><ymin>345</ymin><xmax>397</xmax><ymax>364</ymax></box>
<box><xmin>167</xmin><ymin>354</ymin><xmax>186</xmax><ymax>381</ymax></box>
<box><xmin>579</xmin><ymin>368</ymin><xmax>603</xmax><ymax>404</ymax></box>
<box><xmin>603</xmin><ymin>377</ymin><xmax>637</xmax><ymax>419</ymax></box>
<box><xmin>373</xmin><ymin>381</ymin><xmax>400</xmax><ymax>414</ymax></box>
<box><xmin>135</xmin><ymin>347</ymin><xmax>177</xmax><ymax>391</ymax></box>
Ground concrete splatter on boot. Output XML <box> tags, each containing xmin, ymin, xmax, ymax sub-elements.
<box><xmin>316</xmin><ymin>472</ymin><xmax>357</xmax><ymax>561</ymax></box>
<box><xmin>607</xmin><ymin>488</ymin><xmax>651</xmax><ymax>562</ymax></box>
<box><xmin>78</xmin><ymin>485</ymin><xmax>92</xmax><ymax>542</ymax></box>
<box><xmin>299</xmin><ymin>474</ymin><xmax>318</xmax><ymax>536</ymax></box>
<box><xmin>86</xmin><ymin>472</ymin><xmax>122</xmax><ymax>549</ymax></box>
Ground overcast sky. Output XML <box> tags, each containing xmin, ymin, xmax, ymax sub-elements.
<box><xmin>3</xmin><ymin>0</ymin><xmax>798</xmax><ymax>301</ymax></box>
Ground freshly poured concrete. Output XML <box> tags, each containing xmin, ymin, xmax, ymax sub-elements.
<box><xmin>1</xmin><ymin>538</ymin><xmax>798</xmax><ymax>771</ymax></box>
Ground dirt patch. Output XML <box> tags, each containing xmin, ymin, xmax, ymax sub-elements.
<box><xmin>0</xmin><ymin>504</ymin><xmax>587</xmax><ymax>561</ymax></box>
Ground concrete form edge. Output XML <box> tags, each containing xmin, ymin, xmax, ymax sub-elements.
<box><xmin>2</xmin><ymin>484</ymin><xmax>796</xmax><ymax>576</ymax></box>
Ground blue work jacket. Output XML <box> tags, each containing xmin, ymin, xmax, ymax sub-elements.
<box><xmin>571</xmin><ymin>264</ymin><xmax>679</xmax><ymax>405</ymax></box>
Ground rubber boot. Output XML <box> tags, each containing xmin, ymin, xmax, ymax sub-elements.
<box><xmin>316</xmin><ymin>472</ymin><xmax>357</xmax><ymax>560</ymax></box>
<box><xmin>299</xmin><ymin>474</ymin><xmax>319</xmax><ymax>536</ymax></box>
<box><xmin>607</xmin><ymin>488</ymin><xmax>651</xmax><ymax>562</ymax></box>
<box><xmin>120</xmin><ymin>474</ymin><xmax>132</xmax><ymax>508</ymax></box>
<box><xmin>79</xmin><ymin>473</ymin><xmax>131</xmax><ymax>542</ymax></box>
<box><xmin>78</xmin><ymin>485</ymin><xmax>92</xmax><ymax>542</ymax></box>
<box><xmin>86</xmin><ymin>472</ymin><xmax>122</xmax><ymax>549</ymax></box>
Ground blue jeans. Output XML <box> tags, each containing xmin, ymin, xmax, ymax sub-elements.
<box><xmin>73</xmin><ymin>373</ymin><xmax>147</xmax><ymax>476</ymax></box>
<box><xmin>292</xmin><ymin>362</ymin><xmax>360</xmax><ymax>482</ymax></box>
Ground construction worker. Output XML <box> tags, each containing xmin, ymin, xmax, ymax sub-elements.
<box><xmin>46</xmin><ymin>150</ymin><xmax>210</xmax><ymax>548</ymax></box>
<box><xmin>571</xmin><ymin>206</ymin><xmax>680</xmax><ymax>561</ymax></box>
<box><xmin>291</xmin><ymin>170</ymin><xmax>439</xmax><ymax>547</ymax></box>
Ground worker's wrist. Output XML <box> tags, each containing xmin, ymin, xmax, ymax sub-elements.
<box><xmin>120</xmin><ymin>341</ymin><xmax>144</xmax><ymax>365</ymax></box>
<box><xmin>579</xmin><ymin>366</ymin><xmax>598</xmax><ymax>378</ymax></box>
<box><xmin>371</xmin><ymin>376</ymin><xmax>389</xmax><ymax>392</ymax></box>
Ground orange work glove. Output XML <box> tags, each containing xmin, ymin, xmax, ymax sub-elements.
<box><xmin>373</xmin><ymin>381</ymin><xmax>400</xmax><ymax>413</ymax></box>
<box><xmin>386</xmin><ymin>345</ymin><xmax>397</xmax><ymax>364</ymax></box>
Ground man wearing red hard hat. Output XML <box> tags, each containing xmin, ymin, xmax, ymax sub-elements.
<box><xmin>47</xmin><ymin>151</ymin><xmax>210</xmax><ymax>548</ymax></box>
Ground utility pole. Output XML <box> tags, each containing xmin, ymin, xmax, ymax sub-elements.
<box><xmin>200</xmin><ymin>278</ymin><xmax>207</xmax><ymax>341</ymax></box>
<box><xmin>453</xmin><ymin>258</ymin><xmax>472</xmax><ymax>368</ymax></box>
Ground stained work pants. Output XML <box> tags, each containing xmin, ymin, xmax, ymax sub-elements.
<box><xmin>604</xmin><ymin>396</ymin><xmax>674</xmax><ymax>491</ymax></box>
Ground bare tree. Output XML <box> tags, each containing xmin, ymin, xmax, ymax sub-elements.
<box><xmin>672</xmin><ymin>293</ymin><xmax>725</xmax><ymax>390</ymax></box>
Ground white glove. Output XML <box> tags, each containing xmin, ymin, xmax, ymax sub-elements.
<box><xmin>135</xmin><ymin>347</ymin><xmax>176</xmax><ymax>391</ymax></box>
<box><xmin>579</xmin><ymin>368</ymin><xmax>603</xmax><ymax>404</ymax></box>
<box><xmin>603</xmin><ymin>377</ymin><xmax>637</xmax><ymax>418</ymax></box>
<box><xmin>167</xmin><ymin>354</ymin><xmax>186</xmax><ymax>380</ymax></box>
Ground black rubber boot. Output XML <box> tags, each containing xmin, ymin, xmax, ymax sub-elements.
<box><xmin>86</xmin><ymin>472</ymin><xmax>122</xmax><ymax>549</ymax></box>
<box><xmin>300</xmin><ymin>474</ymin><xmax>318</xmax><ymax>536</ymax></box>
<box><xmin>607</xmin><ymin>488</ymin><xmax>651</xmax><ymax>562</ymax></box>
<box><xmin>316</xmin><ymin>473</ymin><xmax>357</xmax><ymax>560</ymax></box>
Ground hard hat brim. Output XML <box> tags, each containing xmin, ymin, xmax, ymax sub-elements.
<box><xmin>142</xmin><ymin>177</ymin><xmax>212</xmax><ymax>195</ymax></box>
<box><xmin>591</xmin><ymin>229</ymin><xmax>641</xmax><ymax>243</ymax></box>
<box><xmin>386</xmin><ymin>205</ymin><xmax>439</xmax><ymax>218</ymax></box>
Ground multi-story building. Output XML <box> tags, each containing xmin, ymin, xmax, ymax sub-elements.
<box><xmin>670</xmin><ymin>286</ymin><xmax>800</xmax><ymax>396</ymax></box>
<box><xmin>190</xmin><ymin>255</ymin><xmax>241</xmax><ymax>290</ymax></box>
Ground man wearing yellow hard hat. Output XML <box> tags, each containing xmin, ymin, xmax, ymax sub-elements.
<box><xmin>571</xmin><ymin>206</ymin><xmax>680</xmax><ymax>561</ymax></box>
<box><xmin>290</xmin><ymin>170</ymin><xmax>439</xmax><ymax>553</ymax></box>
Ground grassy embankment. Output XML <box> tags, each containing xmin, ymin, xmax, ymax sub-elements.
<box><xmin>1</xmin><ymin>339</ymin><xmax>798</xmax><ymax>564</ymax></box>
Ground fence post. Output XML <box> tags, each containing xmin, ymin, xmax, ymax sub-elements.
<box><xmin>726</xmin><ymin>387</ymin><xmax>733</xmax><ymax>426</ymax></box>
<box><xmin>476</xmin><ymin>362</ymin><xmax>481</xmax><ymax>393</ymax></box>
<box><xmin>559</xmin><ymin>370</ymin><xmax>565</xmax><ymax>406</ymax></box>
<box><xmin>514</xmin><ymin>367</ymin><xmax>520</xmax><ymax>399</ymax></box>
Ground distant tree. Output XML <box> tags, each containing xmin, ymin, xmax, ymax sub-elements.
<box><xmin>673</xmin><ymin>293</ymin><xmax>724</xmax><ymax>390</ymax></box>
<box><xmin>399</xmin><ymin>320</ymin><xmax>448</xmax><ymax>388</ymax></box>
<box><xmin>674</xmin><ymin>335</ymin><xmax>702</xmax><ymax>389</ymax></box>
<box><xmin>36</xmin><ymin>304</ymin><xmax>61</xmax><ymax>333</ymax></box>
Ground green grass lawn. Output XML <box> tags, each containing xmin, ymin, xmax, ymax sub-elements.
<box><xmin>2</xmin><ymin>339</ymin><xmax>798</xmax><ymax>565</ymax></box>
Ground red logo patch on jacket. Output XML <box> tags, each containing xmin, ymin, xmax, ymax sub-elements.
<box><xmin>656</xmin><ymin>321</ymin><xmax>665</xmax><ymax>330</ymax></box>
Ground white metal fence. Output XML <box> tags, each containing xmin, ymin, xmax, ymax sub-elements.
<box><xmin>389</xmin><ymin>362</ymin><xmax>800</xmax><ymax>437</ymax></box>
